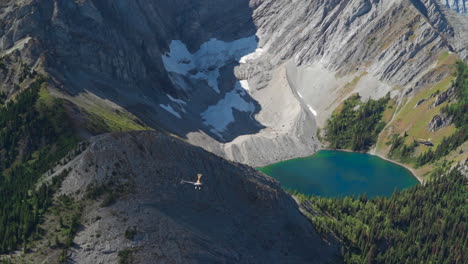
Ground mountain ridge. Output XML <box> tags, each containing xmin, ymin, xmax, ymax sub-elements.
<box><xmin>32</xmin><ymin>130</ymin><xmax>339</xmax><ymax>264</ymax></box>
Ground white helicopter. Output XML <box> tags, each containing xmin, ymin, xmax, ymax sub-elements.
<box><xmin>181</xmin><ymin>173</ymin><xmax>203</xmax><ymax>190</ymax></box>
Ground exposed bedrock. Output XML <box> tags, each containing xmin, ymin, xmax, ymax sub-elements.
<box><xmin>433</xmin><ymin>85</ymin><xmax>456</xmax><ymax>107</ymax></box>
<box><xmin>439</xmin><ymin>0</ymin><xmax>468</xmax><ymax>14</ymax></box>
<box><xmin>1</xmin><ymin>0</ymin><xmax>467</xmax><ymax>166</ymax></box>
<box><xmin>427</xmin><ymin>113</ymin><xmax>453</xmax><ymax>132</ymax></box>
<box><xmin>46</xmin><ymin>131</ymin><xmax>340</xmax><ymax>263</ymax></box>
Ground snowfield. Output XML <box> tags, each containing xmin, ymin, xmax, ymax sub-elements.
<box><xmin>201</xmin><ymin>82</ymin><xmax>255</xmax><ymax>137</ymax></box>
<box><xmin>162</xmin><ymin>37</ymin><xmax>258</xmax><ymax>93</ymax></box>
<box><xmin>162</xmin><ymin>36</ymin><xmax>260</xmax><ymax>134</ymax></box>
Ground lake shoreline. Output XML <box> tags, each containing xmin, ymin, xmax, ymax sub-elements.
<box><xmin>328</xmin><ymin>148</ymin><xmax>424</xmax><ymax>184</ymax></box>
<box><xmin>260</xmin><ymin>149</ymin><xmax>420</xmax><ymax>197</ymax></box>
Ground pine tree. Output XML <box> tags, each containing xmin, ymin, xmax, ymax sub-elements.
<box><xmin>55</xmin><ymin>235</ymin><xmax>60</xmax><ymax>248</ymax></box>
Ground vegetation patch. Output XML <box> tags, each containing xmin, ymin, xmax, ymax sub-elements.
<box><xmin>124</xmin><ymin>227</ymin><xmax>137</xmax><ymax>240</ymax></box>
<box><xmin>436</xmin><ymin>51</ymin><xmax>458</xmax><ymax>68</ymax></box>
<box><xmin>325</xmin><ymin>93</ymin><xmax>390</xmax><ymax>151</ymax></box>
<box><xmin>374</xmin><ymin>60</ymin><xmax>467</xmax><ymax>179</ymax></box>
<box><xmin>85</xmin><ymin>178</ymin><xmax>135</xmax><ymax>208</ymax></box>
<box><xmin>50</xmin><ymin>194</ymin><xmax>83</xmax><ymax>263</ymax></box>
<box><xmin>394</xmin><ymin>75</ymin><xmax>454</xmax><ymax>147</ymax></box>
<box><xmin>380</xmin><ymin>98</ymin><xmax>397</xmax><ymax>123</ymax></box>
<box><xmin>416</xmin><ymin>61</ymin><xmax>468</xmax><ymax>166</ymax></box>
<box><xmin>77</xmin><ymin>94</ymin><xmax>150</xmax><ymax>133</ymax></box>
<box><xmin>0</xmin><ymin>77</ymin><xmax>78</xmax><ymax>254</ymax></box>
<box><xmin>118</xmin><ymin>248</ymin><xmax>136</xmax><ymax>264</ymax></box>
<box><xmin>387</xmin><ymin>133</ymin><xmax>418</xmax><ymax>163</ymax></box>
<box><xmin>0</xmin><ymin>91</ymin><xmax>6</xmax><ymax>105</ymax></box>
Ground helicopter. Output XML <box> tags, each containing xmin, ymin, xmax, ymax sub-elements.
<box><xmin>181</xmin><ymin>173</ymin><xmax>203</xmax><ymax>190</ymax></box>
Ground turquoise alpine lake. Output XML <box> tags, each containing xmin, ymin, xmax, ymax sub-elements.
<box><xmin>258</xmin><ymin>150</ymin><xmax>419</xmax><ymax>198</ymax></box>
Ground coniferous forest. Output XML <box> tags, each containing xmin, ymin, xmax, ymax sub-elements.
<box><xmin>325</xmin><ymin>94</ymin><xmax>390</xmax><ymax>151</ymax></box>
<box><xmin>297</xmin><ymin>167</ymin><xmax>467</xmax><ymax>264</ymax></box>
<box><xmin>0</xmin><ymin>78</ymin><xmax>77</xmax><ymax>253</ymax></box>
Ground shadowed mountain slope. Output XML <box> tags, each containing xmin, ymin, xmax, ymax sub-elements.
<box><xmin>36</xmin><ymin>131</ymin><xmax>339</xmax><ymax>263</ymax></box>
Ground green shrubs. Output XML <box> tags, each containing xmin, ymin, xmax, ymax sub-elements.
<box><xmin>0</xmin><ymin>91</ymin><xmax>6</xmax><ymax>105</ymax></box>
<box><xmin>124</xmin><ymin>227</ymin><xmax>137</xmax><ymax>240</ymax></box>
<box><xmin>118</xmin><ymin>249</ymin><xmax>135</xmax><ymax>264</ymax></box>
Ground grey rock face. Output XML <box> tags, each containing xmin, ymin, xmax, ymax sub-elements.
<box><xmin>433</xmin><ymin>86</ymin><xmax>456</xmax><ymax>107</ymax></box>
<box><xmin>255</xmin><ymin>0</ymin><xmax>467</xmax><ymax>81</ymax></box>
<box><xmin>49</xmin><ymin>131</ymin><xmax>339</xmax><ymax>264</ymax></box>
<box><xmin>427</xmin><ymin>113</ymin><xmax>453</xmax><ymax>131</ymax></box>
<box><xmin>459</xmin><ymin>159</ymin><xmax>468</xmax><ymax>177</ymax></box>
<box><xmin>440</xmin><ymin>0</ymin><xmax>468</xmax><ymax>14</ymax></box>
<box><xmin>416</xmin><ymin>99</ymin><xmax>427</xmax><ymax>107</ymax></box>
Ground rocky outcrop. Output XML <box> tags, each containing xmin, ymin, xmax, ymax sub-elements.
<box><xmin>433</xmin><ymin>86</ymin><xmax>456</xmax><ymax>107</ymax></box>
<box><xmin>416</xmin><ymin>99</ymin><xmax>427</xmax><ymax>107</ymax></box>
<box><xmin>427</xmin><ymin>113</ymin><xmax>453</xmax><ymax>131</ymax></box>
<box><xmin>44</xmin><ymin>131</ymin><xmax>339</xmax><ymax>263</ymax></box>
<box><xmin>459</xmin><ymin>158</ymin><xmax>468</xmax><ymax>177</ymax></box>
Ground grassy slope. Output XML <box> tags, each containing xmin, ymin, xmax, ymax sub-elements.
<box><xmin>75</xmin><ymin>93</ymin><xmax>150</xmax><ymax>133</ymax></box>
<box><xmin>374</xmin><ymin>52</ymin><xmax>467</xmax><ymax>179</ymax></box>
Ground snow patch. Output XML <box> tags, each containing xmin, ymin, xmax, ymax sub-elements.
<box><xmin>167</xmin><ymin>94</ymin><xmax>187</xmax><ymax>105</ymax></box>
<box><xmin>239</xmin><ymin>80</ymin><xmax>250</xmax><ymax>91</ymax></box>
<box><xmin>201</xmin><ymin>83</ymin><xmax>255</xmax><ymax>136</ymax></box>
<box><xmin>239</xmin><ymin>48</ymin><xmax>264</xmax><ymax>63</ymax></box>
<box><xmin>296</xmin><ymin>91</ymin><xmax>316</xmax><ymax>115</ymax></box>
<box><xmin>162</xmin><ymin>37</ymin><xmax>258</xmax><ymax>93</ymax></box>
<box><xmin>307</xmin><ymin>105</ymin><xmax>318</xmax><ymax>116</ymax></box>
<box><xmin>161</xmin><ymin>40</ymin><xmax>193</xmax><ymax>75</ymax></box>
<box><xmin>160</xmin><ymin>104</ymin><xmax>182</xmax><ymax>119</ymax></box>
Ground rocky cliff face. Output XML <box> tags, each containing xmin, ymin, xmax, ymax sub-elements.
<box><xmin>440</xmin><ymin>0</ymin><xmax>468</xmax><ymax>14</ymax></box>
<box><xmin>36</xmin><ymin>131</ymin><xmax>339</xmax><ymax>264</ymax></box>
<box><xmin>0</xmin><ymin>0</ymin><xmax>467</xmax><ymax>167</ymax></box>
